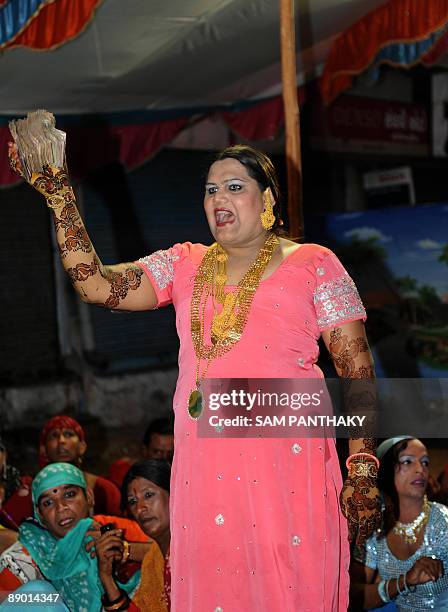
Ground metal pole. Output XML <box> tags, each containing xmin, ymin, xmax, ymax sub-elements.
<box><xmin>280</xmin><ymin>0</ymin><xmax>303</xmax><ymax>239</ymax></box>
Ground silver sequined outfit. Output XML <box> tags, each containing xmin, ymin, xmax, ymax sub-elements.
<box><xmin>366</xmin><ymin>503</ymin><xmax>448</xmax><ymax>611</ymax></box>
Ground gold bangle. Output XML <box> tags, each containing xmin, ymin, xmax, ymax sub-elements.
<box><xmin>348</xmin><ymin>461</ymin><xmax>378</xmax><ymax>479</ymax></box>
<box><xmin>346</xmin><ymin>452</ymin><xmax>380</xmax><ymax>470</ymax></box>
<box><xmin>103</xmin><ymin>596</ymin><xmax>127</xmax><ymax>611</ymax></box>
<box><xmin>121</xmin><ymin>539</ymin><xmax>130</xmax><ymax>564</ymax></box>
<box><xmin>46</xmin><ymin>195</ymin><xmax>66</xmax><ymax>210</ymax></box>
<box><xmin>102</xmin><ymin>589</ymin><xmax>129</xmax><ymax>611</ymax></box>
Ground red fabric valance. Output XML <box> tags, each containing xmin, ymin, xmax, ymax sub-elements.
<box><xmin>222</xmin><ymin>96</ymin><xmax>285</xmax><ymax>141</ymax></box>
<box><xmin>222</xmin><ymin>87</ymin><xmax>306</xmax><ymax>141</ymax></box>
<box><xmin>0</xmin><ymin>88</ymin><xmax>305</xmax><ymax>187</ymax></box>
<box><xmin>320</xmin><ymin>0</ymin><xmax>448</xmax><ymax>104</ymax></box>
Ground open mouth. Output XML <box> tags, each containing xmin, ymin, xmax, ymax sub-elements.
<box><xmin>214</xmin><ymin>209</ymin><xmax>234</xmax><ymax>226</ymax></box>
<box><xmin>411</xmin><ymin>479</ymin><xmax>426</xmax><ymax>486</ymax></box>
<box><xmin>58</xmin><ymin>516</ymin><xmax>75</xmax><ymax>528</ymax></box>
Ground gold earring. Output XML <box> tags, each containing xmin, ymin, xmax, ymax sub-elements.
<box><xmin>260</xmin><ymin>193</ymin><xmax>275</xmax><ymax>230</ymax></box>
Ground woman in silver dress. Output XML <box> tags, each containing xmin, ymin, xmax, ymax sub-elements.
<box><xmin>351</xmin><ymin>436</ymin><xmax>448</xmax><ymax>611</ymax></box>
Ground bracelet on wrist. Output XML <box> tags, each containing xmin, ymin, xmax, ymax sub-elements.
<box><xmin>403</xmin><ymin>572</ymin><xmax>416</xmax><ymax>593</ymax></box>
<box><xmin>103</xmin><ymin>599</ymin><xmax>129</xmax><ymax>612</ymax></box>
<box><xmin>378</xmin><ymin>579</ymin><xmax>391</xmax><ymax>603</ymax></box>
<box><xmin>46</xmin><ymin>194</ymin><xmax>67</xmax><ymax>210</ymax></box>
<box><xmin>101</xmin><ymin>588</ymin><xmax>129</xmax><ymax>611</ymax></box>
<box><xmin>347</xmin><ymin>460</ymin><xmax>379</xmax><ymax>479</ymax></box>
<box><xmin>101</xmin><ymin>590</ymin><xmax>123</xmax><ymax>606</ymax></box>
<box><xmin>346</xmin><ymin>452</ymin><xmax>380</xmax><ymax>470</ymax></box>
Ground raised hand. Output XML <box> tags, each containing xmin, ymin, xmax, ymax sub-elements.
<box><xmin>8</xmin><ymin>142</ymin><xmax>74</xmax><ymax>210</ymax></box>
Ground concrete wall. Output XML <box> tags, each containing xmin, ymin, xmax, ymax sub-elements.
<box><xmin>0</xmin><ymin>367</ymin><xmax>178</xmax><ymax>475</ymax></box>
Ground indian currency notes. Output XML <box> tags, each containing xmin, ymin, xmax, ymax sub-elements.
<box><xmin>9</xmin><ymin>110</ymin><xmax>66</xmax><ymax>182</ymax></box>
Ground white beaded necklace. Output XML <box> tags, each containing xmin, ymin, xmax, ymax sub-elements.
<box><xmin>393</xmin><ymin>495</ymin><xmax>430</xmax><ymax>544</ymax></box>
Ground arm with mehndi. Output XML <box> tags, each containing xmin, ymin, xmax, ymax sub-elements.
<box><xmin>322</xmin><ymin>320</ymin><xmax>380</xmax><ymax>547</ymax></box>
<box><xmin>8</xmin><ymin>145</ymin><xmax>157</xmax><ymax>312</ymax></box>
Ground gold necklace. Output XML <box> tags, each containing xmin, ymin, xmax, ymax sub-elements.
<box><xmin>214</xmin><ymin>244</ymin><xmax>227</xmax><ymax>305</ymax></box>
<box><xmin>188</xmin><ymin>232</ymin><xmax>279</xmax><ymax>418</ymax></box>
<box><xmin>393</xmin><ymin>495</ymin><xmax>430</xmax><ymax>544</ymax></box>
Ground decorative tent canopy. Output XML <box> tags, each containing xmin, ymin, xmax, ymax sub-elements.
<box><xmin>321</xmin><ymin>0</ymin><xmax>448</xmax><ymax>104</ymax></box>
<box><xmin>0</xmin><ymin>0</ymin><xmax>386</xmax><ymax>114</ymax></box>
<box><xmin>1</xmin><ymin>0</ymin><xmax>390</xmax><ymax>187</ymax></box>
<box><xmin>1</xmin><ymin>0</ymin><xmax>446</xmax><ymax>187</ymax></box>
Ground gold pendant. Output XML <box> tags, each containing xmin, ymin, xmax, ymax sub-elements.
<box><xmin>211</xmin><ymin>292</ymin><xmax>238</xmax><ymax>343</ymax></box>
<box><xmin>188</xmin><ymin>388</ymin><xmax>203</xmax><ymax>419</ymax></box>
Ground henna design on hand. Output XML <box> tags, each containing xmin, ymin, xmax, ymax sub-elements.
<box><xmin>340</xmin><ymin>471</ymin><xmax>381</xmax><ymax>546</ymax></box>
<box><xmin>328</xmin><ymin>326</ymin><xmax>380</xmax><ymax>542</ymax></box>
<box><xmin>103</xmin><ymin>267</ymin><xmax>144</xmax><ymax>308</ymax></box>
<box><xmin>32</xmin><ymin>165</ymin><xmax>72</xmax><ymax>195</ymax></box>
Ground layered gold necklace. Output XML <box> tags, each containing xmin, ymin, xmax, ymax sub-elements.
<box><xmin>188</xmin><ymin>232</ymin><xmax>279</xmax><ymax>418</ymax></box>
<box><xmin>393</xmin><ymin>495</ymin><xmax>430</xmax><ymax>544</ymax></box>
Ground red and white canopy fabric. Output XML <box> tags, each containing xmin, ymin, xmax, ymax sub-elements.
<box><xmin>0</xmin><ymin>0</ymin><xmax>101</xmax><ymax>52</ymax></box>
<box><xmin>321</xmin><ymin>0</ymin><xmax>448</xmax><ymax>104</ymax></box>
<box><xmin>1</xmin><ymin>0</ymin><xmax>432</xmax><ymax>186</ymax></box>
<box><xmin>0</xmin><ymin>0</ymin><xmax>387</xmax><ymax>114</ymax></box>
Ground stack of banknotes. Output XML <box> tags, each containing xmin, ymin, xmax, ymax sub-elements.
<box><xmin>9</xmin><ymin>110</ymin><xmax>66</xmax><ymax>182</ymax></box>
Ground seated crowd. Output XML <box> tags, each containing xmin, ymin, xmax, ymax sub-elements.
<box><xmin>1</xmin><ymin>423</ymin><xmax>447</xmax><ymax>611</ymax></box>
<box><xmin>0</xmin><ymin>416</ymin><xmax>173</xmax><ymax>611</ymax></box>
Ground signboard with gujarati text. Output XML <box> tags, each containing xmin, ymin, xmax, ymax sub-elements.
<box><xmin>311</xmin><ymin>95</ymin><xmax>429</xmax><ymax>156</ymax></box>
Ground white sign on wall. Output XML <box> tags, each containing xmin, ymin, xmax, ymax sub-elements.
<box><xmin>363</xmin><ymin>166</ymin><xmax>415</xmax><ymax>205</ymax></box>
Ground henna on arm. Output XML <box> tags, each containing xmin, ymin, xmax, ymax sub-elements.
<box><xmin>49</xmin><ymin>185</ymin><xmax>147</xmax><ymax>309</ymax></box>
<box><xmin>8</xmin><ymin>155</ymin><xmax>157</xmax><ymax>311</ymax></box>
<box><xmin>322</xmin><ymin>321</ymin><xmax>380</xmax><ymax>546</ymax></box>
<box><xmin>53</xmin><ymin>201</ymin><xmax>93</xmax><ymax>258</ymax></box>
<box><xmin>102</xmin><ymin>265</ymin><xmax>144</xmax><ymax>309</ymax></box>
<box><xmin>326</xmin><ymin>325</ymin><xmax>376</xmax><ymax>454</ymax></box>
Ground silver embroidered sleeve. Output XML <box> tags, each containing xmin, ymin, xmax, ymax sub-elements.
<box><xmin>313</xmin><ymin>273</ymin><xmax>366</xmax><ymax>330</ymax></box>
<box><xmin>137</xmin><ymin>249</ymin><xmax>179</xmax><ymax>290</ymax></box>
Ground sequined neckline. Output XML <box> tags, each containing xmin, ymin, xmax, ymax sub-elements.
<box><xmin>385</xmin><ymin>503</ymin><xmax>433</xmax><ymax>562</ymax></box>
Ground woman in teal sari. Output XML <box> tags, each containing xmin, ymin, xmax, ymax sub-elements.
<box><xmin>0</xmin><ymin>463</ymin><xmax>142</xmax><ymax>611</ymax></box>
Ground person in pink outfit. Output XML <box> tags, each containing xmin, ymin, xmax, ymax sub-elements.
<box><xmin>9</xmin><ymin>142</ymin><xmax>380</xmax><ymax>611</ymax></box>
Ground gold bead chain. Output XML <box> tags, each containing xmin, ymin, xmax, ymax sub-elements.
<box><xmin>190</xmin><ymin>232</ymin><xmax>279</xmax><ymax>366</ymax></box>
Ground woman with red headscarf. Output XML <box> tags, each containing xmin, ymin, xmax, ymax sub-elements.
<box><xmin>4</xmin><ymin>417</ymin><xmax>121</xmax><ymax>526</ymax></box>
<box><xmin>38</xmin><ymin>415</ymin><xmax>121</xmax><ymax>518</ymax></box>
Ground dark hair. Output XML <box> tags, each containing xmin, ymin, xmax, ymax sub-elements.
<box><xmin>121</xmin><ymin>459</ymin><xmax>171</xmax><ymax>511</ymax></box>
<box><xmin>377</xmin><ymin>438</ymin><xmax>416</xmax><ymax>539</ymax></box>
<box><xmin>142</xmin><ymin>417</ymin><xmax>174</xmax><ymax>447</ymax></box>
<box><xmin>213</xmin><ymin>145</ymin><xmax>284</xmax><ymax>234</ymax></box>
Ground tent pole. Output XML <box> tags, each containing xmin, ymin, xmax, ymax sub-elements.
<box><xmin>280</xmin><ymin>0</ymin><xmax>303</xmax><ymax>240</ymax></box>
